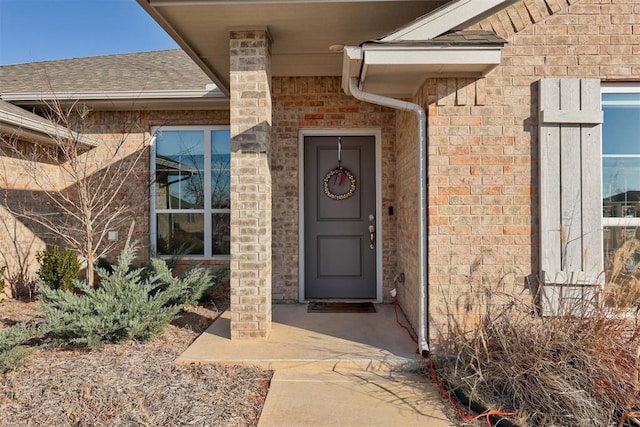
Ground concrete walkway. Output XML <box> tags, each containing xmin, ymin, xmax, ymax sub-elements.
<box><xmin>177</xmin><ymin>304</ymin><xmax>455</xmax><ymax>427</ymax></box>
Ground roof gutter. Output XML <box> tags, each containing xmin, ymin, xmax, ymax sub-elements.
<box><xmin>1</xmin><ymin>89</ymin><xmax>224</xmax><ymax>101</ymax></box>
<box><xmin>347</xmin><ymin>77</ymin><xmax>429</xmax><ymax>356</ymax></box>
<box><xmin>0</xmin><ymin>106</ymin><xmax>98</xmax><ymax>149</ymax></box>
<box><xmin>2</xmin><ymin>90</ymin><xmax>229</xmax><ymax>111</ymax></box>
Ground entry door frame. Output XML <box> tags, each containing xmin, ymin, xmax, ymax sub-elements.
<box><xmin>298</xmin><ymin>128</ymin><xmax>383</xmax><ymax>303</ymax></box>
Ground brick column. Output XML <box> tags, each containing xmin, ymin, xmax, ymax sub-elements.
<box><xmin>229</xmin><ymin>29</ymin><xmax>272</xmax><ymax>339</ymax></box>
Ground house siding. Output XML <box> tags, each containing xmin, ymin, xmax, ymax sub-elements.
<box><xmin>0</xmin><ymin>142</ymin><xmax>62</xmax><ymax>295</ymax></box>
<box><xmin>396</xmin><ymin>0</ymin><xmax>640</xmax><ymax>340</ymax></box>
<box><xmin>0</xmin><ymin>109</ymin><xmax>229</xmax><ymax>297</ymax></box>
<box><xmin>84</xmin><ymin>110</ymin><xmax>230</xmax><ymax>262</ymax></box>
<box><xmin>4</xmin><ymin>0</ymin><xmax>640</xmax><ymax>343</ymax></box>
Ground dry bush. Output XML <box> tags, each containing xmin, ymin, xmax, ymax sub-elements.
<box><xmin>605</xmin><ymin>237</ymin><xmax>640</xmax><ymax>310</ymax></box>
<box><xmin>434</xmin><ymin>254</ymin><xmax>640</xmax><ymax>427</ymax></box>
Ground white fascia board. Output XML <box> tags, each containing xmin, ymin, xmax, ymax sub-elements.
<box><xmin>1</xmin><ymin>89</ymin><xmax>225</xmax><ymax>102</ymax></box>
<box><xmin>150</xmin><ymin>0</ymin><xmax>422</xmax><ymax>5</ymax></box>
<box><xmin>363</xmin><ymin>46</ymin><xmax>502</xmax><ymax>67</ymax></box>
<box><xmin>381</xmin><ymin>0</ymin><xmax>513</xmax><ymax>42</ymax></box>
<box><xmin>341</xmin><ymin>46</ymin><xmax>363</xmax><ymax>96</ymax></box>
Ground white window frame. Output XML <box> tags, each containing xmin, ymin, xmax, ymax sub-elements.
<box><xmin>149</xmin><ymin>125</ymin><xmax>231</xmax><ymax>259</ymax></box>
<box><xmin>601</xmin><ymin>84</ymin><xmax>640</xmax><ymax>229</ymax></box>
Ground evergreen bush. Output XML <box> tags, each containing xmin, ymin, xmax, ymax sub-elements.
<box><xmin>36</xmin><ymin>242</ymin><xmax>80</xmax><ymax>292</ymax></box>
<box><xmin>149</xmin><ymin>259</ymin><xmax>226</xmax><ymax>307</ymax></box>
<box><xmin>39</xmin><ymin>244</ymin><xmax>213</xmax><ymax>349</ymax></box>
<box><xmin>0</xmin><ymin>323</ymin><xmax>41</xmax><ymax>373</ymax></box>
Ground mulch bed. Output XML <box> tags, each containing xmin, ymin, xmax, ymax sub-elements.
<box><xmin>0</xmin><ymin>289</ymin><xmax>272</xmax><ymax>427</ymax></box>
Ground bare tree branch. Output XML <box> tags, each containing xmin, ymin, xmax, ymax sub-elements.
<box><xmin>0</xmin><ymin>98</ymin><xmax>151</xmax><ymax>287</ymax></box>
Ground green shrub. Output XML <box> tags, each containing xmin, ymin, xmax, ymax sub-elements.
<box><xmin>36</xmin><ymin>242</ymin><xmax>80</xmax><ymax>292</ymax></box>
<box><xmin>39</xmin><ymin>244</ymin><xmax>213</xmax><ymax>349</ymax></box>
<box><xmin>150</xmin><ymin>259</ymin><xmax>226</xmax><ymax>307</ymax></box>
<box><xmin>0</xmin><ymin>323</ymin><xmax>41</xmax><ymax>373</ymax></box>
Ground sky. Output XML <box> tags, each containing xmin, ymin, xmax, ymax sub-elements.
<box><xmin>0</xmin><ymin>0</ymin><xmax>178</xmax><ymax>66</ymax></box>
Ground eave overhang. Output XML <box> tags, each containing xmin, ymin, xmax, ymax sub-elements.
<box><xmin>0</xmin><ymin>101</ymin><xmax>99</xmax><ymax>149</ymax></box>
<box><xmin>380</xmin><ymin>0</ymin><xmax>518</xmax><ymax>41</ymax></box>
<box><xmin>2</xmin><ymin>89</ymin><xmax>229</xmax><ymax>111</ymax></box>
<box><xmin>136</xmin><ymin>0</ymin><xmax>455</xmax><ymax>95</ymax></box>
<box><xmin>342</xmin><ymin>39</ymin><xmax>504</xmax><ymax>98</ymax></box>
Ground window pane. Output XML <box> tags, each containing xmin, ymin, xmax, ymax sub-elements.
<box><xmin>155</xmin><ymin>130</ymin><xmax>205</xmax><ymax>209</ymax></box>
<box><xmin>603</xmin><ymin>158</ymin><xmax>640</xmax><ymax>217</ymax></box>
<box><xmin>212</xmin><ymin>213</ymin><xmax>230</xmax><ymax>255</ymax></box>
<box><xmin>602</xmin><ymin>93</ymin><xmax>640</xmax><ymax>155</ymax></box>
<box><xmin>604</xmin><ymin>226</ymin><xmax>640</xmax><ymax>283</ymax></box>
<box><xmin>156</xmin><ymin>213</ymin><xmax>204</xmax><ymax>255</ymax></box>
<box><xmin>211</xmin><ymin>130</ymin><xmax>231</xmax><ymax>209</ymax></box>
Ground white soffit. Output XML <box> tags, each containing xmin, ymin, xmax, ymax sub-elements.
<box><xmin>380</xmin><ymin>0</ymin><xmax>517</xmax><ymax>41</ymax></box>
<box><xmin>137</xmin><ymin>0</ymin><xmax>451</xmax><ymax>94</ymax></box>
<box><xmin>341</xmin><ymin>0</ymin><xmax>512</xmax><ymax>98</ymax></box>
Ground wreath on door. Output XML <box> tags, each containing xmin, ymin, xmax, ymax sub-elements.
<box><xmin>323</xmin><ymin>167</ymin><xmax>356</xmax><ymax>200</ymax></box>
<box><xmin>323</xmin><ymin>137</ymin><xmax>357</xmax><ymax>200</ymax></box>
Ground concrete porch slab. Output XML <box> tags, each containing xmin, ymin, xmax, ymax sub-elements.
<box><xmin>176</xmin><ymin>303</ymin><xmax>421</xmax><ymax>371</ymax></box>
<box><xmin>177</xmin><ymin>303</ymin><xmax>456</xmax><ymax>426</ymax></box>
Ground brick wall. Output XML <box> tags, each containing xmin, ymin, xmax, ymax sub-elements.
<box><xmin>271</xmin><ymin>76</ymin><xmax>398</xmax><ymax>302</ymax></box>
<box><xmin>0</xmin><ymin>109</ymin><xmax>229</xmax><ymax>297</ymax></box>
<box><xmin>0</xmin><ymin>141</ymin><xmax>62</xmax><ymax>296</ymax></box>
<box><xmin>83</xmin><ymin>110</ymin><xmax>230</xmax><ymax>262</ymax></box>
<box><xmin>398</xmin><ymin>0</ymin><xmax>640</xmax><ymax>341</ymax></box>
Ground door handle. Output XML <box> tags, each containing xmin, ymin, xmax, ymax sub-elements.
<box><xmin>369</xmin><ymin>224</ymin><xmax>375</xmax><ymax>249</ymax></box>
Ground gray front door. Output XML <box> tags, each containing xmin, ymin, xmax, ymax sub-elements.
<box><xmin>304</xmin><ymin>135</ymin><xmax>376</xmax><ymax>299</ymax></box>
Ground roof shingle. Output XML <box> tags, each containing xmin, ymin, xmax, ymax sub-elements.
<box><xmin>0</xmin><ymin>50</ymin><xmax>212</xmax><ymax>94</ymax></box>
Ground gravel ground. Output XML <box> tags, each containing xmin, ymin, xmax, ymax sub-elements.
<box><xmin>0</xmin><ymin>293</ymin><xmax>272</xmax><ymax>427</ymax></box>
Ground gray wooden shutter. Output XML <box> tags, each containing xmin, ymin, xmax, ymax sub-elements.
<box><xmin>538</xmin><ymin>78</ymin><xmax>604</xmax><ymax>316</ymax></box>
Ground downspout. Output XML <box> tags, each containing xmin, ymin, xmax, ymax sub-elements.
<box><xmin>348</xmin><ymin>77</ymin><xmax>429</xmax><ymax>356</ymax></box>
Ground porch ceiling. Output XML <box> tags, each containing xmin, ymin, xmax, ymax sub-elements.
<box><xmin>136</xmin><ymin>0</ymin><xmax>453</xmax><ymax>95</ymax></box>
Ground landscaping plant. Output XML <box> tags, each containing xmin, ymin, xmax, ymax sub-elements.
<box><xmin>434</xmin><ymin>251</ymin><xmax>640</xmax><ymax>427</ymax></box>
<box><xmin>0</xmin><ymin>323</ymin><xmax>41</xmax><ymax>373</ymax></box>
<box><xmin>39</xmin><ymin>244</ymin><xmax>215</xmax><ymax>349</ymax></box>
<box><xmin>36</xmin><ymin>242</ymin><xmax>80</xmax><ymax>292</ymax></box>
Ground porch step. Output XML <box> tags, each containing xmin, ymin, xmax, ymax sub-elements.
<box><xmin>175</xmin><ymin>304</ymin><xmax>422</xmax><ymax>373</ymax></box>
<box><xmin>177</xmin><ymin>351</ymin><xmax>420</xmax><ymax>372</ymax></box>
<box><xmin>257</xmin><ymin>368</ymin><xmax>455</xmax><ymax>427</ymax></box>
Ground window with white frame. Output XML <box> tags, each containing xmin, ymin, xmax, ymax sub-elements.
<box><xmin>150</xmin><ymin>126</ymin><xmax>230</xmax><ymax>257</ymax></box>
<box><xmin>602</xmin><ymin>85</ymin><xmax>640</xmax><ymax>275</ymax></box>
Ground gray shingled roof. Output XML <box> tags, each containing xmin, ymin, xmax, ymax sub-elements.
<box><xmin>0</xmin><ymin>50</ymin><xmax>212</xmax><ymax>94</ymax></box>
<box><xmin>370</xmin><ymin>30</ymin><xmax>506</xmax><ymax>47</ymax></box>
<box><xmin>430</xmin><ymin>30</ymin><xmax>506</xmax><ymax>45</ymax></box>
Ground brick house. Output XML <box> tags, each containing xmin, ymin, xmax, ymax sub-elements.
<box><xmin>2</xmin><ymin>0</ymin><xmax>639</xmax><ymax>353</ymax></box>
